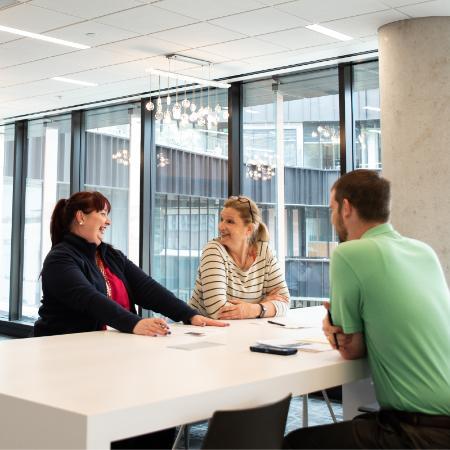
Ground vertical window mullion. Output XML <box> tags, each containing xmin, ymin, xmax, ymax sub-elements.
<box><xmin>9</xmin><ymin>121</ymin><xmax>27</xmax><ymax>321</ymax></box>
<box><xmin>70</xmin><ymin>110</ymin><xmax>85</xmax><ymax>194</ymax></box>
<box><xmin>228</xmin><ymin>81</ymin><xmax>243</xmax><ymax>196</ymax></box>
<box><xmin>139</xmin><ymin>97</ymin><xmax>154</xmax><ymax>318</ymax></box>
<box><xmin>338</xmin><ymin>63</ymin><xmax>354</xmax><ymax>174</ymax></box>
<box><xmin>140</xmin><ymin>97</ymin><xmax>154</xmax><ymax>275</ymax></box>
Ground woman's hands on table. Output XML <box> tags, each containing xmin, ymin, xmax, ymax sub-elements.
<box><xmin>190</xmin><ymin>315</ymin><xmax>229</xmax><ymax>327</ymax></box>
<box><xmin>218</xmin><ymin>299</ymin><xmax>259</xmax><ymax>319</ymax></box>
<box><xmin>133</xmin><ymin>315</ymin><xmax>229</xmax><ymax>336</ymax></box>
<box><xmin>133</xmin><ymin>318</ymin><xmax>171</xmax><ymax>336</ymax></box>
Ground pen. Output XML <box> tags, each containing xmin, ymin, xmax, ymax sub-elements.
<box><xmin>268</xmin><ymin>320</ymin><xmax>285</xmax><ymax>327</ymax></box>
<box><xmin>160</xmin><ymin>322</ymin><xmax>171</xmax><ymax>334</ymax></box>
<box><xmin>327</xmin><ymin>310</ymin><xmax>339</xmax><ymax>349</ymax></box>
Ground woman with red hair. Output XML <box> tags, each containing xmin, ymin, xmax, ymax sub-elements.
<box><xmin>34</xmin><ymin>191</ymin><xmax>225</xmax><ymax>338</ymax></box>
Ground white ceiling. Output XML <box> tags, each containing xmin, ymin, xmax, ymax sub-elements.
<box><xmin>0</xmin><ymin>0</ymin><xmax>448</xmax><ymax>121</ymax></box>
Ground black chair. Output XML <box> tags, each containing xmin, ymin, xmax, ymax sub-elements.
<box><xmin>201</xmin><ymin>394</ymin><xmax>292</xmax><ymax>449</ymax></box>
<box><xmin>358</xmin><ymin>401</ymin><xmax>380</xmax><ymax>414</ymax></box>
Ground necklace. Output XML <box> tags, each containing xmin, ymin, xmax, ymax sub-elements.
<box><xmin>96</xmin><ymin>253</ymin><xmax>112</xmax><ymax>298</ymax></box>
<box><xmin>230</xmin><ymin>246</ymin><xmax>256</xmax><ymax>271</ymax></box>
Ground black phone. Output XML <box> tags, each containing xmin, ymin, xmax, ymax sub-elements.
<box><xmin>249</xmin><ymin>344</ymin><xmax>298</xmax><ymax>356</ymax></box>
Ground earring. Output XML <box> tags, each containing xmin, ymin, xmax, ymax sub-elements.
<box><xmin>79</xmin><ymin>221</ymin><xmax>84</xmax><ymax>225</ymax></box>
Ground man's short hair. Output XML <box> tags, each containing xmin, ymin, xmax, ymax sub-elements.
<box><xmin>332</xmin><ymin>169</ymin><xmax>391</xmax><ymax>222</ymax></box>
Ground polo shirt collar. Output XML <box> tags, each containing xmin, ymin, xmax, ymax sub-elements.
<box><xmin>361</xmin><ymin>223</ymin><xmax>394</xmax><ymax>239</ymax></box>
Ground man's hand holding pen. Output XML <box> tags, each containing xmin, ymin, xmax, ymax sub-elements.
<box><xmin>322</xmin><ymin>301</ymin><xmax>352</xmax><ymax>350</ymax></box>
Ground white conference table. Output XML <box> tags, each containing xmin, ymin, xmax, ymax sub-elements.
<box><xmin>0</xmin><ymin>307</ymin><xmax>373</xmax><ymax>449</ymax></box>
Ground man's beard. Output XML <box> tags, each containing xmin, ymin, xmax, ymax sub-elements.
<box><xmin>336</xmin><ymin>213</ymin><xmax>348</xmax><ymax>243</ymax></box>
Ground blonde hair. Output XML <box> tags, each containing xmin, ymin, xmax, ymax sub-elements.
<box><xmin>223</xmin><ymin>196</ymin><xmax>269</xmax><ymax>245</ymax></box>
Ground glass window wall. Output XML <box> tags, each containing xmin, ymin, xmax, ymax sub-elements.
<box><xmin>0</xmin><ymin>124</ymin><xmax>15</xmax><ymax>319</ymax></box>
<box><xmin>242</xmin><ymin>68</ymin><xmax>340</xmax><ymax>306</ymax></box>
<box><xmin>353</xmin><ymin>61</ymin><xmax>381</xmax><ymax>169</ymax></box>
<box><xmin>22</xmin><ymin>116</ymin><xmax>71</xmax><ymax>320</ymax></box>
<box><xmin>84</xmin><ymin>103</ymin><xmax>141</xmax><ymax>263</ymax></box>
<box><xmin>0</xmin><ymin>59</ymin><xmax>382</xmax><ymax>331</ymax></box>
<box><xmin>153</xmin><ymin>88</ymin><xmax>228</xmax><ymax>301</ymax></box>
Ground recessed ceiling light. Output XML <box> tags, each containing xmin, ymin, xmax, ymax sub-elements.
<box><xmin>51</xmin><ymin>77</ymin><xmax>97</xmax><ymax>87</ymax></box>
<box><xmin>0</xmin><ymin>24</ymin><xmax>90</xmax><ymax>49</ymax></box>
<box><xmin>306</xmin><ymin>24</ymin><xmax>353</xmax><ymax>42</ymax></box>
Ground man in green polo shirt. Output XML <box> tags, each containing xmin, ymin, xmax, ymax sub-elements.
<box><xmin>284</xmin><ymin>170</ymin><xmax>450</xmax><ymax>449</ymax></box>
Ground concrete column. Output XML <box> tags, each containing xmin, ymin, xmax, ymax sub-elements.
<box><xmin>378</xmin><ymin>17</ymin><xmax>450</xmax><ymax>283</ymax></box>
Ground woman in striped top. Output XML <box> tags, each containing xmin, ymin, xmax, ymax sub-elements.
<box><xmin>189</xmin><ymin>196</ymin><xmax>290</xmax><ymax>319</ymax></box>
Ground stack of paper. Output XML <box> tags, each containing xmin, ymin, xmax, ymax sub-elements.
<box><xmin>257</xmin><ymin>338</ymin><xmax>332</xmax><ymax>353</ymax></box>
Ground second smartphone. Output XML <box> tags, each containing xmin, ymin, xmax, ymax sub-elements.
<box><xmin>250</xmin><ymin>344</ymin><xmax>298</xmax><ymax>356</ymax></box>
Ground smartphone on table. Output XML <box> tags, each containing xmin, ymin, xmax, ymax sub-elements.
<box><xmin>249</xmin><ymin>344</ymin><xmax>297</xmax><ymax>356</ymax></box>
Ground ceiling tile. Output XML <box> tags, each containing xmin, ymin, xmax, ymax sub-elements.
<box><xmin>255</xmin><ymin>0</ymin><xmax>291</xmax><ymax>5</ymax></box>
<box><xmin>0</xmin><ymin>106</ymin><xmax>19</xmax><ymax>118</ymax></box>
<box><xmin>398</xmin><ymin>0</ymin><xmax>450</xmax><ymax>16</ymax></box>
<box><xmin>50</xmin><ymin>48</ymin><xmax>136</xmax><ymax>75</ymax></box>
<box><xmin>276</xmin><ymin>0</ymin><xmax>389</xmax><ymax>23</ymax></box>
<box><xmin>73</xmin><ymin>63</ymin><xmax>144</xmax><ymax>84</ymax></box>
<box><xmin>0</xmin><ymin>62</ymin><xmax>55</xmax><ymax>84</ymax></box>
<box><xmin>0</xmin><ymin>3</ymin><xmax>80</xmax><ymax>33</ymax></box>
<box><xmin>0</xmin><ymin>38</ymin><xmax>72</xmax><ymax>68</ymax></box>
<box><xmin>0</xmin><ymin>79</ymin><xmax>72</xmax><ymax>102</ymax></box>
<box><xmin>0</xmin><ymin>0</ymin><xmax>447</xmax><ymax>121</ymax></box>
<box><xmin>200</xmin><ymin>37</ymin><xmax>287</xmax><ymax>59</ymax></box>
<box><xmin>133</xmin><ymin>0</ymin><xmax>166</xmax><ymax>3</ymax></box>
<box><xmin>0</xmin><ymin>47</ymin><xmax>135</xmax><ymax>85</ymax></box>
<box><xmin>29</xmin><ymin>0</ymin><xmax>144</xmax><ymax>20</ymax></box>
<box><xmin>61</xmin><ymin>78</ymin><xmax>148</xmax><ymax>104</ymax></box>
<box><xmin>99</xmin><ymin>34</ymin><xmax>188</xmax><ymax>59</ymax></box>
<box><xmin>69</xmin><ymin>64</ymin><xmax>153</xmax><ymax>86</ymax></box>
<box><xmin>151</xmin><ymin>22</ymin><xmax>245</xmax><ymax>47</ymax></box>
<box><xmin>57</xmin><ymin>58</ymin><xmax>194</xmax><ymax>90</ymax></box>
<box><xmin>0</xmin><ymin>98</ymin><xmax>59</xmax><ymax>118</ymax></box>
<box><xmin>0</xmin><ymin>30</ymin><xmax>16</xmax><ymax>44</ymax></box>
<box><xmin>45</xmin><ymin>21</ymin><xmax>139</xmax><ymax>47</ymax></box>
<box><xmin>97</xmin><ymin>4</ymin><xmax>197</xmax><ymax>34</ymax></box>
<box><xmin>181</xmin><ymin>59</ymin><xmax>252</xmax><ymax>80</ymax></box>
<box><xmin>378</xmin><ymin>0</ymin><xmax>431</xmax><ymax>7</ymax></box>
<box><xmin>209</xmin><ymin>7</ymin><xmax>308</xmax><ymax>36</ymax></box>
<box><xmin>243</xmin><ymin>39</ymin><xmax>378</xmax><ymax>72</ymax></box>
<box><xmin>257</xmin><ymin>27</ymin><xmax>336</xmax><ymax>50</ymax></box>
<box><xmin>176</xmin><ymin>48</ymin><xmax>229</xmax><ymax>64</ymax></box>
<box><xmin>156</xmin><ymin>0</ymin><xmax>264</xmax><ymax>21</ymax></box>
<box><xmin>141</xmin><ymin>54</ymin><xmax>198</xmax><ymax>72</ymax></box>
<box><xmin>323</xmin><ymin>9</ymin><xmax>409</xmax><ymax>38</ymax></box>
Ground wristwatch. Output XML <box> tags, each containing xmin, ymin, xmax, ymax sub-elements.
<box><xmin>258</xmin><ymin>303</ymin><xmax>267</xmax><ymax>318</ymax></box>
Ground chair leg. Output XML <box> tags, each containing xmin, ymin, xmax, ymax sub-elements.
<box><xmin>321</xmin><ymin>389</ymin><xmax>337</xmax><ymax>423</ymax></box>
<box><xmin>172</xmin><ymin>424</ymin><xmax>185</xmax><ymax>449</ymax></box>
<box><xmin>302</xmin><ymin>394</ymin><xmax>308</xmax><ymax>427</ymax></box>
<box><xmin>184</xmin><ymin>424</ymin><xmax>190</xmax><ymax>449</ymax></box>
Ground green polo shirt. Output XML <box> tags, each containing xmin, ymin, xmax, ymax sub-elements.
<box><xmin>331</xmin><ymin>223</ymin><xmax>450</xmax><ymax>415</ymax></box>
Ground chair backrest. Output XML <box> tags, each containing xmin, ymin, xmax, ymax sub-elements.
<box><xmin>202</xmin><ymin>394</ymin><xmax>292</xmax><ymax>449</ymax></box>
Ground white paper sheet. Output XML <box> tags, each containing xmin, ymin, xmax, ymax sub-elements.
<box><xmin>167</xmin><ymin>341</ymin><xmax>224</xmax><ymax>351</ymax></box>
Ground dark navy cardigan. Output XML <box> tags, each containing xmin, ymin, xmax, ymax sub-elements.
<box><xmin>34</xmin><ymin>233</ymin><xmax>197</xmax><ymax>336</ymax></box>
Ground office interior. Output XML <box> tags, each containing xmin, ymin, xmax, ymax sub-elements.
<box><xmin>0</xmin><ymin>0</ymin><xmax>448</xmax><ymax>447</ymax></box>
